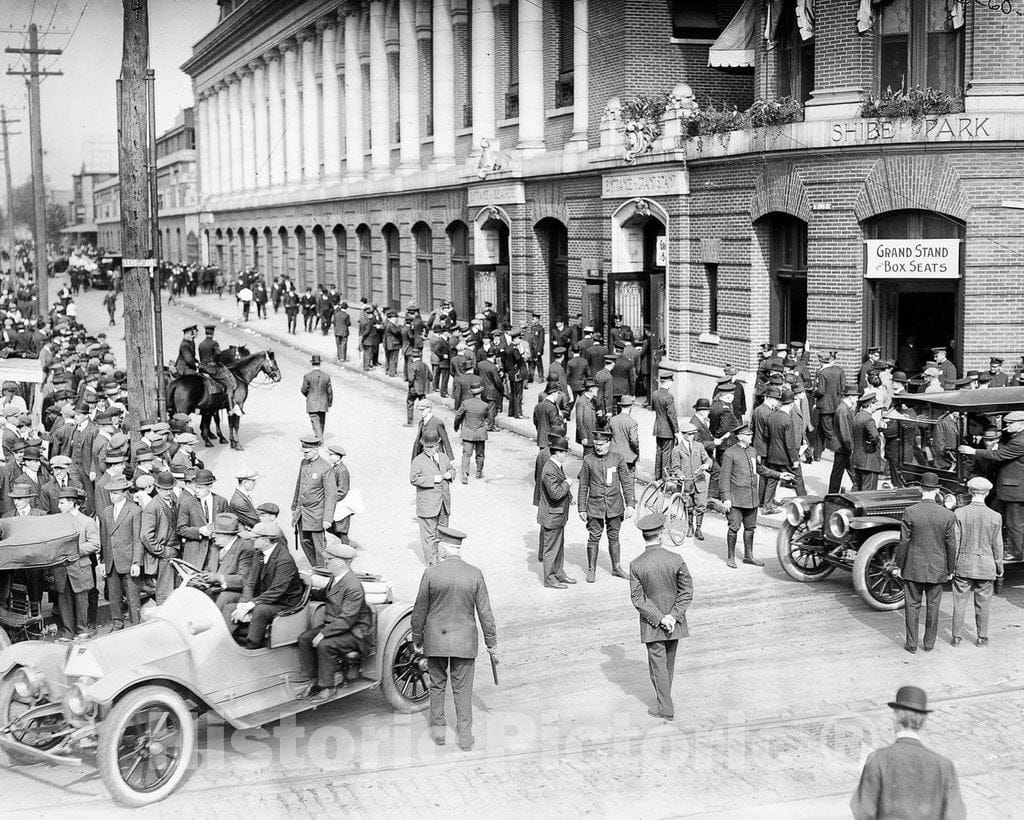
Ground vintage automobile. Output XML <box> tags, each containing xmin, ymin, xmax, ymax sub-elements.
<box><xmin>776</xmin><ymin>387</ymin><xmax>1024</xmax><ymax>611</ymax></box>
<box><xmin>0</xmin><ymin>558</ymin><xmax>429</xmax><ymax>807</ymax></box>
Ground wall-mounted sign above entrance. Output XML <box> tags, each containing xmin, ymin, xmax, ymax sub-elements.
<box><xmin>863</xmin><ymin>239</ymin><xmax>961</xmax><ymax>279</ymax></box>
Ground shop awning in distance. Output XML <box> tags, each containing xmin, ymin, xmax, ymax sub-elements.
<box><xmin>708</xmin><ymin>0</ymin><xmax>757</xmax><ymax>68</ymax></box>
<box><xmin>60</xmin><ymin>223</ymin><xmax>98</xmax><ymax>234</ymax></box>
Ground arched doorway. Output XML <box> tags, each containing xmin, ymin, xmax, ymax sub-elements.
<box><xmin>382</xmin><ymin>223</ymin><xmax>401</xmax><ymax>311</ymax></box>
<box><xmin>263</xmin><ymin>228</ymin><xmax>274</xmax><ymax>277</ymax></box>
<box><xmin>863</xmin><ymin>209</ymin><xmax>965</xmax><ymax>373</ymax></box>
<box><xmin>250</xmin><ymin>228</ymin><xmax>260</xmax><ymax>271</ymax></box>
<box><xmin>610</xmin><ymin>198</ymin><xmax>668</xmax><ymax>400</ymax></box>
<box><xmin>277</xmin><ymin>227</ymin><xmax>291</xmax><ymax>281</ymax></box>
<box><xmin>536</xmin><ymin>217</ymin><xmax>568</xmax><ymax>336</ymax></box>
<box><xmin>295</xmin><ymin>226</ymin><xmax>308</xmax><ymax>289</ymax></box>
<box><xmin>357</xmin><ymin>224</ymin><xmax>372</xmax><ymax>300</ymax></box>
<box><xmin>447</xmin><ymin>221</ymin><xmax>470</xmax><ymax>319</ymax></box>
<box><xmin>313</xmin><ymin>225</ymin><xmax>326</xmax><ymax>285</ymax></box>
<box><xmin>412</xmin><ymin>222</ymin><xmax>433</xmax><ymax>310</ymax></box>
<box><xmin>472</xmin><ymin>206</ymin><xmax>511</xmax><ymax>327</ymax></box>
<box><xmin>225</xmin><ymin>228</ymin><xmax>235</xmax><ymax>276</ymax></box>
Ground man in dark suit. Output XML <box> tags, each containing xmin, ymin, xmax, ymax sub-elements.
<box><xmin>629</xmin><ymin>513</ymin><xmax>693</xmax><ymax>721</ymax></box>
<box><xmin>828</xmin><ymin>387</ymin><xmax>859</xmax><ymax>493</ymax></box>
<box><xmin>229</xmin><ymin>468</ymin><xmax>260</xmax><ymax>530</ymax></box>
<box><xmin>537</xmin><ymin>436</ymin><xmax>575</xmax><ymax>589</ymax></box>
<box><xmin>174</xmin><ymin>324</ymin><xmax>198</xmax><ymax>375</ymax></box>
<box><xmin>333</xmin><ymin>301</ymin><xmax>351</xmax><ymax>362</ymax></box>
<box><xmin>651</xmin><ymin>372</ymin><xmax>678</xmax><ymax>479</ymax></box>
<box><xmin>53</xmin><ymin>487</ymin><xmax>100</xmax><ymax>638</ymax></box>
<box><xmin>578</xmin><ymin>429</ymin><xmax>635</xmax><ymax>583</ymax></box>
<box><xmin>813</xmin><ymin>352</ymin><xmax>844</xmax><ymax>461</ymax></box>
<box><xmin>566</xmin><ymin>344</ymin><xmax>589</xmax><ymax>404</ymax></box>
<box><xmin>851</xmin><ymin>392</ymin><xmax>884</xmax><ymax>491</ymax></box>
<box><xmin>709</xmin><ymin>382</ymin><xmax>740</xmax><ymax>462</ymax></box>
<box><xmin>301</xmin><ymin>354</ymin><xmax>333</xmax><ymax>439</ymax></box>
<box><xmin>851</xmin><ymin>686</ymin><xmax>965</xmax><ymax>819</ymax></box>
<box><xmin>358</xmin><ymin>306</ymin><xmax>377</xmax><ymax>370</ymax></box>
<box><xmin>291</xmin><ymin>434</ymin><xmax>338</xmax><ymax>567</ymax></box>
<box><xmin>231</xmin><ymin>521</ymin><xmax>305</xmax><ymax>649</ymax></box>
<box><xmin>751</xmin><ymin>387</ymin><xmax>780</xmax><ymax>512</ymax></box>
<box><xmin>177</xmin><ymin>468</ymin><xmax>229</xmax><ymax>570</ymax></box>
<box><xmin>960</xmin><ymin>410</ymin><xmax>1024</xmax><ymax>560</ymax></box>
<box><xmin>411</xmin><ymin>527</ymin><xmax>497</xmax><ymax>751</ymax></box>
<box><xmin>532</xmin><ymin>385</ymin><xmax>562</xmax><ymax>448</ymax></box>
<box><xmin>98</xmin><ymin>476</ymin><xmax>143</xmax><ymax>628</ymax></box>
<box><xmin>454</xmin><ymin>381</ymin><xmax>489</xmax><ymax>483</ymax></box>
<box><xmin>405</xmin><ymin>349</ymin><xmax>431</xmax><ymax>427</ymax></box>
<box><xmin>450</xmin><ymin>355</ymin><xmax>477</xmax><ymax>410</ymax></box>
<box><xmin>411</xmin><ymin>400</ymin><xmax>453</xmax><ymax>461</ymax></box>
<box><xmin>893</xmin><ymin>472</ymin><xmax>957</xmax><ymax>653</ymax></box>
<box><xmin>431</xmin><ymin>329</ymin><xmax>452</xmax><ymax>398</ymax></box>
<box><xmin>719</xmin><ymin>425</ymin><xmax>791</xmax><ymax>568</ymax></box>
<box><xmin>203</xmin><ymin>513</ymin><xmax>255</xmax><ymax>619</ymax></box>
<box><xmin>762</xmin><ymin>390</ymin><xmax>801</xmax><ymax>509</ymax></box>
<box><xmin>476</xmin><ymin>350</ymin><xmax>504</xmax><ymax>431</ymax></box>
<box><xmin>141</xmin><ymin>471</ymin><xmax>181</xmax><ymax>604</ymax></box>
<box><xmin>410</xmin><ymin>427</ymin><xmax>454</xmax><ymax>564</ymax></box>
<box><xmin>594</xmin><ymin>355</ymin><xmax>615</xmax><ymax>420</ymax></box>
<box><xmin>296</xmin><ymin>542</ymin><xmax>373</xmax><ymax>702</ymax></box>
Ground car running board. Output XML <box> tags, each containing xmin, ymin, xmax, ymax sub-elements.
<box><xmin>230</xmin><ymin>677</ymin><xmax>378</xmax><ymax>729</ymax></box>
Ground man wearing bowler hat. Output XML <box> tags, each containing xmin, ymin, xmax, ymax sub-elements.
<box><xmin>851</xmin><ymin>686</ymin><xmax>965</xmax><ymax>819</ymax></box>
<box><xmin>292</xmin><ymin>434</ymin><xmax>337</xmax><ymax>567</ymax></box>
<box><xmin>651</xmin><ymin>372</ymin><xmax>678</xmax><ymax>480</ymax></box>
<box><xmin>201</xmin><ymin>512</ymin><xmax>255</xmax><ymax>618</ymax></box>
<box><xmin>893</xmin><ymin>472</ymin><xmax>957</xmax><ymax>653</ymax></box>
<box><xmin>629</xmin><ymin>513</ymin><xmax>693</xmax><ymax>721</ymax></box>
<box><xmin>98</xmin><ymin>475</ymin><xmax>143</xmax><ymax>628</ymax></box>
<box><xmin>410</xmin><ymin>427</ymin><xmax>454</xmax><ymax>564</ymax></box>
<box><xmin>141</xmin><ymin>471</ymin><xmax>182</xmax><ymax>604</ymax></box>
<box><xmin>454</xmin><ymin>379</ymin><xmax>489</xmax><ymax>483</ymax></box>
<box><xmin>537</xmin><ymin>435</ymin><xmax>575</xmax><ymax>588</ymax></box>
<box><xmin>295</xmin><ymin>541</ymin><xmax>372</xmax><ymax>702</ymax></box>
<box><xmin>828</xmin><ymin>385</ymin><xmax>860</xmax><ymax>493</ymax></box>
<box><xmin>177</xmin><ymin>468</ymin><xmax>229</xmax><ymax>570</ymax></box>
<box><xmin>301</xmin><ymin>354</ymin><xmax>333</xmax><ymax>438</ymax></box>
<box><xmin>411</xmin><ymin>527</ymin><xmax>497</xmax><ymax>751</ymax></box>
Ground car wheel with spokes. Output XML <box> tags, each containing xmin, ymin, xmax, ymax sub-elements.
<box><xmin>97</xmin><ymin>686</ymin><xmax>195</xmax><ymax>808</ymax></box>
<box><xmin>853</xmin><ymin>531</ymin><xmax>905</xmax><ymax>611</ymax></box>
<box><xmin>776</xmin><ymin>522</ymin><xmax>835</xmax><ymax>582</ymax></box>
<box><xmin>381</xmin><ymin>618</ymin><xmax>429</xmax><ymax>713</ymax></box>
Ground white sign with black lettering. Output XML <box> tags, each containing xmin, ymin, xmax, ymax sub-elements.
<box><xmin>863</xmin><ymin>239</ymin><xmax>961</xmax><ymax>279</ymax></box>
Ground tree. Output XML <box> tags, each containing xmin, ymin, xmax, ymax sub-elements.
<box><xmin>1</xmin><ymin>179</ymin><xmax>68</xmax><ymax>239</ymax></box>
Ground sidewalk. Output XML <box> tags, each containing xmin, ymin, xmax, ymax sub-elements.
<box><xmin>174</xmin><ymin>292</ymin><xmax>836</xmax><ymax>526</ymax></box>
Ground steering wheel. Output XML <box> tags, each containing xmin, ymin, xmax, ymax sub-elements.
<box><xmin>169</xmin><ymin>558</ymin><xmax>203</xmax><ymax>583</ymax></box>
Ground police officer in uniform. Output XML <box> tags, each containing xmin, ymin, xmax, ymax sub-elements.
<box><xmin>291</xmin><ymin>434</ymin><xmax>338</xmax><ymax>567</ymax></box>
<box><xmin>577</xmin><ymin>428</ymin><xmax>635</xmax><ymax>583</ymax></box>
<box><xmin>175</xmin><ymin>325</ymin><xmax>199</xmax><ymax>376</ymax></box>
<box><xmin>197</xmin><ymin>325</ymin><xmax>238</xmax><ymax>412</ymax></box>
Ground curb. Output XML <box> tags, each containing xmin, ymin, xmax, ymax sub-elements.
<box><xmin>178</xmin><ymin>300</ymin><xmax>785</xmax><ymax>532</ymax></box>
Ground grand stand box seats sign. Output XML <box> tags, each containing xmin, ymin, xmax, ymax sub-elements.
<box><xmin>864</xmin><ymin>240</ymin><xmax>961</xmax><ymax>279</ymax></box>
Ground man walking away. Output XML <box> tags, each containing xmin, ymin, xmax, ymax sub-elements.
<box><xmin>333</xmin><ymin>301</ymin><xmax>351</xmax><ymax>362</ymax></box>
<box><xmin>952</xmin><ymin>476</ymin><xmax>1003</xmax><ymax>647</ymax></box>
<box><xmin>301</xmin><ymin>354</ymin><xmax>333</xmax><ymax>439</ymax></box>
<box><xmin>851</xmin><ymin>686</ymin><xmax>965</xmax><ymax>820</ymax></box>
<box><xmin>629</xmin><ymin>513</ymin><xmax>693</xmax><ymax>722</ymax></box>
<box><xmin>411</xmin><ymin>527</ymin><xmax>497</xmax><ymax>751</ymax></box>
<box><xmin>454</xmin><ymin>380</ymin><xmax>488</xmax><ymax>483</ymax></box>
<box><xmin>651</xmin><ymin>372</ymin><xmax>678</xmax><ymax>480</ymax></box>
<box><xmin>893</xmin><ymin>472</ymin><xmax>956</xmax><ymax>653</ymax></box>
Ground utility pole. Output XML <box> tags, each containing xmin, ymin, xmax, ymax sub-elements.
<box><xmin>0</xmin><ymin>107</ymin><xmax>21</xmax><ymax>291</ymax></box>
<box><xmin>117</xmin><ymin>0</ymin><xmax>159</xmax><ymax>428</ymax></box>
<box><xmin>6</xmin><ymin>23</ymin><xmax>62</xmax><ymax>316</ymax></box>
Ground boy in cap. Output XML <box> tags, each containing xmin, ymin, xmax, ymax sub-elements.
<box><xmin>851</xmin><ymin>687</ymin><xmax>964</xmax><ymax>819</ymax></box>
<box><xmin>295</xmin><ymin>541</ymin><xmax>372</xmax><ymax>702</ymax></box>
<box><xmin>98</xmin><ymin>475</ymin><xmax>143</xmax><ymax>628</ymax></box>
<box><xmin>951</xmin><ymin>476</ymin><xmax>1003</xmax><ymax>646</ymax></box>
<box><xmin>301</xmin><ymin>354</ymin><xmax>333</xmax><ymax>439</ymax></box>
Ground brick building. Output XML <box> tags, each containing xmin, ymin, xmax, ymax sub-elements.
<box><xmin>183</xmin><ymin>0</ymin><xmax>1024</xmax><ymax>403</ymax></box>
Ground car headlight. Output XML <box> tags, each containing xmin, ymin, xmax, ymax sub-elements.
<box><xmin>942</xmin><ymin>493</ymin><xmax>956</xmax><ymax>510</ymax></box>
<box><xmin>785</xmin><ymin>500</ymin><xmax>806</xmax><ymax>527</ymax></box>
<box><xmin>828</xmin><ymin>509</ymin><xmax>854</xmax><ymax>539</ymax></box>
<box><xmin>63</xmin><ymin>679</ymin><xmax>95</xmax><ymax>719</ymax></box>
<box><xmin>12</xmin><ymin>667</ymin><xmax>44</xmax><ymax>700</ymax></box>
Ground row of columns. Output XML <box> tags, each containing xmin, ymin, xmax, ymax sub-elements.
<box><xmin>196</xmin><ymin>0</ymin><xmax>590</xmax><ymax>199</ymax></box>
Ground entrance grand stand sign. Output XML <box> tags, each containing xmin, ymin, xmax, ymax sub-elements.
<box><xmin>863</xmin><ymin>239</ymin><xmax>961</xmax><ymax>279</ymax></box>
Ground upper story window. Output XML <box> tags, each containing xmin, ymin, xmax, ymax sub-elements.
<box><xmin>555</xmin><ymin>0</ymin><xmax>574</xmax><ymax>108</ymax></box>
<box><xmin>672</xmin><ymin>0</ymin><xmax>721</xmax><ymax>41</ymax></box>
<box><xmin>777</xmin><ymin>0</ymin><xmax>814</xmax><ymax>104</ymax></box>
<box><xmin>878</xmin><ymin>0</ymin><xmax>964</xmax><ymax>95</ymax></box>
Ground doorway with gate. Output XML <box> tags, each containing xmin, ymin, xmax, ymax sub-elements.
<box><xmin>471</xmin><ymin>207</ymin><xmax>512</xmax><ymax>327</ymax></box>
<box><xmin>536</xmin><ymin>217</ymin><xmax>569</xmax><ymax>345</ymax></box>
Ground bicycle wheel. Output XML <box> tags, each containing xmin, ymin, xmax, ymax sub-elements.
<box><xmin>666</xmin><ymin>494</ymin><xmax>689</xmax><ymax>546</ymax></box>
<box><xmin>637</xmin><ymin>482</ymin><xmax>668</xmax><ymax>522</ymax></box>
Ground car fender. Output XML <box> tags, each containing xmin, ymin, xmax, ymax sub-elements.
<box><xmin>373</xmin><ymin>601</ymin><xmax>415</xmax><ymax>676</ymax></box>
<box><xmin>82</xmin><ymin>666</ymin><xmax>209</xmax><ymax>711</ymax></box>
<box><xmin>0</xmin><ymin>641</ymin><xmax>67</xmax><ymax>681</ymax></box>
<box><xmin>850</xmin><ymin>515</ymin><xmax>902</xmax><ymax>530</ymax></box>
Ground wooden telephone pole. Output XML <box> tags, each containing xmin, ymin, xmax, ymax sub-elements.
<box><xmin>0</xmin><ymin>107</ymin><xmax>20</xmax><ymax>290</ymax></box>
<box><xmin>117</xmin><ymin>0</ymin><xmax>160</xmax><ymax>426</ymax></box>
<box><xmin>6</xmin><ymin>23</ymin><xmax>62</xmax><ymax>315</ymax></box>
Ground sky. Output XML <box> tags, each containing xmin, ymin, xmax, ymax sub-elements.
<box><xmin>0</xmin><ymin>0</ymin><xmax>220</xmax><ymax>196</ymax></box>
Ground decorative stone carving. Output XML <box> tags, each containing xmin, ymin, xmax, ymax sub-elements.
<box><xmin>476</xmin><ymin>137</ymin><xmax>502</xmax><ymax>179</ymax></box>
<box><xmin>623</xmin><ymin>120</ymin><xmax>658</xmax><ymax>165</ymax></box>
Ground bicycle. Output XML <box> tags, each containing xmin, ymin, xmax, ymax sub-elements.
<box><xmin>636</xmin><ymin>477</ymin><xmax>689</xmax><ymax>546</ymax></box>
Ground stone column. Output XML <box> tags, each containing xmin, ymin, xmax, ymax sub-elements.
<box><xmin>251</xmin><ymin>58</ymin><xmax>270</xmax><ymax>189</ymax></box>
<box><xmin>568</xmin><ymin>0</ymin><xmax>589</xmax><ymax>150</ymax></box>
<box><xmin>431</xmin><ymin>0</ymin><xmax>456</xmax><ymax>166</ymax></box>
<box><xmin>265</xmin><ymin>49</ymin><xmax>286</xmax><ymax>187</ymax></box>
<box><xmin>197</xmin><ymin>93</ymin><xmax>214</xmax><ymax>198</ymax></box>
<box><xmin>516</xmin><ymin>0</ymin><xmax>543</xmax><ymax>153</ymax></box>
<box><xmin>300</xmin><ymin>29</ymin><xmax>321</xmax><ymax>183</ymax></box>
<box><xmin>341</xmin><ymin>6</ymin><xmax>365</xmax><ymax>177</ymax></box>
<box><xmin>369</xmin><ymin>0</ymin><xmax>390</xmax><ymax>172</ymax></box>
<box><xmin>281</xmin><ymin>39</ymin><xmax>302</xmax><ymax>185</ymax></box>
<box><xmin>240</xmin><ymin>69</ymin><xmax>256</xmax><ymax>189</ymax></box>
<box><xmin>471</xmin><ymin>0</ymin><xmax>496</xmax><ymax>151</ymax></box>
<box><xmin>319</xmin><ymin>18</ymin><xmax>342</xmax><ymax>180</ymax></box>
<box><xmin>228</xmin><ymin>75</ymin><xmax>243</xmax><ymax>192</ymax></box>
<box><xmin>398</xmin><ymin>0</ymin><xmax>421</xmax><ymax>170</ymax></box>
<box><xmin>216</xmin><ymin>82</ymin><xmax>231</xmax><ymax>195</ymax></box>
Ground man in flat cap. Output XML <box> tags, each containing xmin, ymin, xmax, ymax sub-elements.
<box><xmin>296</xmin><ymin>541</ymin><xmax>373</xmax><ymax>702</ymax></box>
<box><xmin>301</xmin><ymin>354</ymin><xmax>333</xmax><ymax>438</ymax></box>
<box><xmin>851</xmin><ymin>686</ymin><xmax>965</xmax><ymax>819</ymax></box>
<box><xmin>231</xmin><ymin>521</ymin><xmax>304</xmax><ymax>649</ymax></box>
<box><xmin>98</xmin><ymin>475</ymin><xmax>143</xmax><ymax>628</ymax></box>
<box><xmin>951</xmin><ymin>476</ymin><xmax>1003</xmax><ymax>646</ymax></box>
<box><xmin>229</xmin><ymin>468</ymin><xmax>260</xmax><ymax>530</ymax></box>
<box><xmin>410</xmin><ymin>427</ymin><xmax>454</xmax><ymax>564</ymax></box>
<box><xmin>412</xmin><ymin>527</ymin><xmax>497</xmax><ymax>751</ymax></box>
<box><xmin>292</xmin><ymin>434</ymin><xmax>337</xmax><ymax>567</ymax></box>
<box><xmin>175</xmin><ymin>324</ymin><xmax>199</xmax><ymax>376</ymax></box>
<box><xmin>629</xmin><ymin>513</ymin><xmax>693</xmax><ymax>721</ymax></box>
<box><xmin>893</xmin><ymin>473</ymin><xmax>956</xmax><ymax>653</ymax></box>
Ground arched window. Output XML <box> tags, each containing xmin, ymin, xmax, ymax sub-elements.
<box><xmin>357</xmin><ymin>224</ymin><xmax>372</xmax><ymax>300</ymax></box>
<box><xmin>333</xmin><ymin>225</ymin><xmax>348</xmax><ymax>295</ymax></box>
<box><xmin>295</xmin><ymin>226</ymin><xmax>308</xmax><ymax>289</ymax></box>
<box><xmin>382</xmin><ymin>223</ymin><xmax>401</xmax><ymax>310</ymax></box>
<box><xmin>764</xmin><ymin>213</ymin><xmax>808</xmax><ymax>346</ymax></box>
<box><xmin>412</xmin><ymin>222</ymin><xmax>433</xmax><ymax>310</ymax></box>
<box><xmin>249</xmin><ymin>228</ymin><xmax>259</xmax><ymax>270</ymax></box>
<box><xmin>278</xmin><ymin>227</ymin><xmax>291</xmax><ymax>281</ymax></box>
<box><xmin>554</xmin><ymin>0</ymin><xmax>574</xmax><ymax>107</ymax></box>
<box><xmin>447</xmin><ymin>220</ymin><xmax>470</xmax><ymax>319</ymax></box>
<box><xmin>313</xmin><ymin>225</ymin><xmax>326</xmax><ymax>285</ymax></box>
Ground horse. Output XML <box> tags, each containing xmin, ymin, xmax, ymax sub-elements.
<box><xmin>166</xmin><ymin>349</ymin><xmax>282</xmax><ymax>450</ymax></box>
